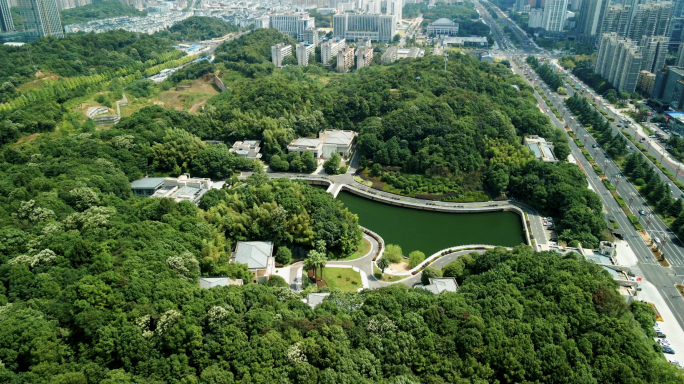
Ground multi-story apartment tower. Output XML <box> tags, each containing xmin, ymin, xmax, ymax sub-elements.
<box><xmin>600</xmin><ymin>5</ymin><xmax>630</xmax><ymax>36</ymax></box>
<box><xmin>337</xmin><ymin>45</ymin><xmax>355</xmax><ymax>72</ymax></box>
<box><xmin>626</xmin><ymin>2</ymin><xmax>672</xmax><ymax>41</ymax></box>
<box><xmin>356</xmin><ymin>38</ymin><xmax>373</xmax><ymax>69</ymax></box>
<box><xmin>595</xmin><ymin>32</ymin><xmax>643</xmax><ymax>92</ymax></box>
<box><xmin>577</xmin><ymin>0</ymin><xmax>608</xmax><ymax>36</ymax></box>
<box><xmin>266</xmin><ymin>13</ymin><xmax>315</xmax><ymax>41</ymax></box>
<box><xmin>321</xmin><ymin>38</ymin><xmax>346</xmax><ymax>65</ymax></box>
<box><xmin>640</xmin><ymin>35</ymin><xmax>669</xmax><ymax>73</ymax></box>
<box><xmin>333</xmin><ymin>13</ymin><xmax>396</xmax><ymax>42</ymax></box>
<box><xmin>303</xmin><ymin>28</ymin><xmax>318</xmax><ymax>46</ymax></box>
<box><xmin>386</xmin><ymin>0</ymin><xmax>401</xmax><ymax>23</ymax></box>
<box><xmin>0</xmin><ymin>0</ymin><xmax>15</xmax><ymax>32</ymax></box>
<box><xmin>296</xmin><ymin>42</ymin><xmax>315</xmax><ymax>66</ymax></box>
<box><xmin>19</xmin><ymin>0</ymin><xmax>64</xmax><ymax>39</ymax></box>
<box><xmin>541</xmin><ymin>0</ymin><xmax>569</xmax><ymax>31</ymax></box>
<box><xmin>271</xmin><ymin>43</ymin><xmax>292</xmax><ymax>68</ymax></box>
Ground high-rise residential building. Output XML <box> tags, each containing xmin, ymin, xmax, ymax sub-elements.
<box><xmin>640</xmin><ymin>35</ymin><xmax>668</xmax><ymax>73</ymax></box>
<box><xmin>541</xmin><ymin>0</ymin><xmax>568</xmax><ymax>31</ymax></box>
<box><xmin>271</xmin><ymin>43</ymin><xmax>292</xmax><ymax>68</ymax></box>
<box><xmin>0</xmin><ymin>0</ymin><xmax>15</xmax><ymax>32</ymax></box>
<box><xmin>595</xmin><ymin>32</ymin><xmax>642</xmax><ymax>92</ymax></box>
<box><xmin>321</xmin><ymin>38</ymin><xmax>346</xmax><ymax>65</ymax></box>
<box><xmin>296</xmin><ymin>42</ymin><xmax>315</xmax><ymax>66</ymax></box>
<box><xmin>333</xmin><ymin>13</ymin><xmax>396</xmax><ymax>42</ymax></box>
<box><xmin>356</xmin><ymin>38</ymin><xmax>373</xmax><ymax>69</ymax></box>
<box><xmin>528</xmin><ymin>8</ymin><xmax>544</xmax><ymax>28</ymax></box>
<box><xmin>386</xmin><ymin>0</ymin><xmax>401</xmax><ymax>22</ymax></box>
<box><xmin>626</xmin><ymin>1</ymin><xmax>672</xmax><ymax>41</ymax></box>
<box><xmin>577</xmin><ymin>0</ymin><xmax>608</xmax><ymax>36</ymax></box>
<box><xmin>337</xmin><ymin>45</ymin><xmax>355</xmax><ymax>72</ymax></box>
<box><xmin>263</xmin><ymin>13</ymin><xmax>315</xmax><ymax>41</ymax></box>
<box><xmin>515</xmin><ymin>0</ymin><xmax>526</xmax><ymax>12</ymax></box>
<box><xmin>678</xmin><ymin>41</ymin><xmax>684</xmax><ymax>66</ymax></box>
<box><xmin>651</xmin><ymin>67</ymin><xmax>684</xmax><ymax>107</ymax></box>
<box><xmin>19</xmin><ymin>0</ymin><xmax>64</xmax><ymax>39</ymax></box>
<box><xmin>600</xmin><ymin>5</ymin><xmax>630</xmax><ymax>36</ymax></box>
<box><xmin>303</xmin><ymin>28</ymin><xmax>318</xmax><ymax>46</ymax></box>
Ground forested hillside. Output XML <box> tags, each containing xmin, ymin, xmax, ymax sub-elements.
<box><xmin>156</xmin><ymin>16</ymin><xmax>239</xmax><ymax>42</ymax></box>
<box><xmin>60</xmin><ymin>1</ymin><xmax>147</xmax><ymax>25</ymax></box>
<box><xmin>0</xmin><ymin>29</ymin><xmax>678</xmax><ymax>383</ymax></box>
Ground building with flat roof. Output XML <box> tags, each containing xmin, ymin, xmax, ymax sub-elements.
<box><xmin>427</xmin><ymin>18</ymin><xmax>458</xmax><ymax>36</ymax></box>
<box><xmin>417</xmin><ymin>277</ymin><xmax>459</xmax><ymax>294</ymax></box>
<box><xmin>130</xmin><ymin>174</ymin><xmax>213</xmax><ymax>204</ymax></box>
<box><xmin>652</xmin><ymin>66</ymin><xmax>684</xmax><ymax>108</ymax></box>
<box><xmin>305</xmin><ymin>292</ymin><xmax>330</xmax><ymax>308</ymax></box>
<box><xmin>382</xmin><ymin>46</ymin><xmax>425</xmax><ymax>64</ymax></box>
<box><xmin>524</xmin><ymin>135</ymin><xmax>558</xmax><ymax>162</ymax></box>
<box><xmin>0</xmin><ymin>0</ymin><xmax>15</xmax><ymax>32</ymax></box>
<box><xmin>321</xmin><ymin>38</ymin><xmax>345</xmax><ymax>65</ymax></box>
<box><xmin>230</xmin><ymin>140</ymin><xmax>261</xmax><ymax>159</ymax></box>
<box><xmin>332</xmin><ymin>13</ymin><xmax>396</xmax><ymax>42</ymax></box>
<box><xmin>271</xmin><ymin>43</ymin><xmax>292</xmax><ymax>68</ymax></box>
<box><xmin>356</xmin><ymin>41</ymin><xmax>373</xmax><ymax>69</ymax></box>
<box><xmin>261</xmin><ymin>13</ymin><xmax>315</xmax><ymax>41</ymax></box>
<box><xmin>199</xmin><ymin>276</ymin><xmax>243</xmax><ymax>288</ymax></box>
<box><xmin>337</xmin><ymin>45</ymin><xmax>355</xmax><ymax>72</ymax></box>
<box><xmin>442</xmin><ymin>36</ymin><xmax>488</xmax><ymax>46</ymax></box>
<box><xmin>288</xmin><ymin>129</ymin><xmax>358</xmax><ymax>159</ymax></box>
<box><xmin>594</xmin><ymin>32</ymin><xmax>642</xmax><ymax>92</ymax></box>
<box><xmin>296</xmin><ymin>42</ymin><xmax>316</xmax><ymax>66</ymax></box>
<box><xmin>541</xmin><ymin>0</ymin><xmax>568</xmax><ymax>32</ymax></box>
<box><xmin>232</xmin><ymin>241</ymin><xmax>275</xmax><ymax>283</ymax></box>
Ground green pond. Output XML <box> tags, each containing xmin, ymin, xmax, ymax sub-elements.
<box><xmin>336</xmin><ymin>191</ymin><xmax>526</xmax><ymax>256</ymax></box>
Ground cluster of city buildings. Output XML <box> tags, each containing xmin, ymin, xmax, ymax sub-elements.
<box><xmin>0</xmin><ymin>0</ymin><xmax>192</xmax><ymax>41</ymax></box>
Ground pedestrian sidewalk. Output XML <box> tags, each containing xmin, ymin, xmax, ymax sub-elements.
<box><xmin>639</xmin><ymin>280</ymin><xmax>684</xmax><ymax>363</ymax></box>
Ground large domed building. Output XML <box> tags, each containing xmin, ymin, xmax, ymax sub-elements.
<box><xmin>426</xmin><ymin>18</ymin><xmax>459</xmax><ymax>36</ymax></box>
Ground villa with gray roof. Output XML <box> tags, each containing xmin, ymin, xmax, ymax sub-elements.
<box><xmin>230</xmin><ymin>140</ymin><xmax>262</xmax><ymax>160</ymax></box>
<box><xmin>287</xmin><ymin>129</ymin><xmax>358</xmax><ymax>160</ymax></box>
<box><xmin>523</xmin><ymin>135</ymin><xmax>558</xmax><ymax>163</ymax></box>
<box><xmin>417</xmin><ymin>277</ymin><xmax>459</xmax><ymax>294</ymax></box>
<box><xmin>199</xmin><ymin>277</ymin><xmax>244</xmax><ymax>288</ymax></box>
<box><xmin>231</xmin><ymin>241</ymin><xmax>275</xmax><ymax>283</ymax></box>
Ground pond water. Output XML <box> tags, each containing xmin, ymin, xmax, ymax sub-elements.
<box><xmin>336</xmin><ymin>191</ymin><xmax>526</xmax><ymax>256</ymax></box>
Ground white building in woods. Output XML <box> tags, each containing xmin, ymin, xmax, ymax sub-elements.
<box><xmin>321</xmin><ymin>38</ymin><xmax>346</xmax><ymax>65</ymax></box>
<box><xmin>231</xmin><ymin>241</ymin><xmax>275</xmax><ymax>284</ymax></box>
<box><xmin>271</xmin><ymin>43</ymin><xmax>292</xmax><ymax>68</ymax></box>
<box><xmin>287</xmin><ymin>130</ymin><xmax>358</xmax><ymax>159</ymax></box>
<box><xmin>417</xmin><ymin>277</ymin><xmax>460</xmax><ymax>294</ymax></box>
<box><xmin>524</xmin><ymin>135</ymin><xmax>558</xmax><ymax>163</ymax></box>
<box><xmin>296</xmin><ymin>42</ymin><xmax>316</xmax><ymax>66</ymax></box>
<box><xmin>305</xmin><ymin>292</ymin><xmax>330</xmax><ymax>308</ymax></box>
<box><xmin>426</xmin><ymin>18</ymin><xmax>459</xmax><ymax>36</ymax></box>
<box><xmin>230</xmin><ymin>140</ymin><xmax>262</xmax><ymax>159</ymax></box>
<box><xmin>337</xmin><ymin>45</ymin><xmax>356</xmax><ymax>72</ymax></box>
<box><xmin>130</xmin><ymin>174</ymin><xmax>213</xmax><ymax>204</ymax></box>
<box><xmin>356</xmin><ymin>38</ymin><xmax>373</xmax><ymax>69</ymax></box>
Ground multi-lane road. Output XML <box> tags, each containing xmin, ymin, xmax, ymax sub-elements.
<box><xmin>478</xmin><ymin>0</ymin><xmax>684</xmax><ymax>330</ymax></box>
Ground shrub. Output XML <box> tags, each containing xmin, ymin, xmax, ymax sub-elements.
<box><xmin>275</xmin><ymin>247</ymin><xmax>292</xmax><ymax>265</ymax></box>
<box><xmin>408</xmin><ymin>250</ymin><xmax>426</xmax><ymax>269</ymax></box>
<box><xmin>421</xmin><ymin>265</ymin><xmax>442</xmax><ymax>285</ymax></box>
<box><xmin>267</xmin><ymin>275</ymin><xmax>289</xmax><ymax>287</ymax></box>
<box><xmin>384</xmin><ymin>244</ymin><xmax>403</xmax><ymax>263</ymax></box>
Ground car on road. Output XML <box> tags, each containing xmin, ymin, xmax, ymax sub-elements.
<box><xmin>592</xmin><ymin>144</ymin><xmax>598</xmax><ymax>148</ymax></box>
<box><xmin>619</xmin><ymin>120</ymin><xmax>624</xmax><ymax>123</ymax></box>
<box><xmin>639</xmin><ymin>209</ymin><xmax>646</xmax><ymax>215</ymax></box>
<box><xmin>617</xmin><ymin>124</ymin><xmax>622</xmax><ymax>127</ymax></box>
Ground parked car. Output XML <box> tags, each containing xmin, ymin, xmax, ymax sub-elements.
<box><xmin>617</xmin><ymin>124</ymin><xmax>622</xmax><ymax>127</ymax></box>
<box><xmin>657</xmin><ymin>331</ymin><xmax>667</xmax><ymax>338</ymax></box>
<box><xmin>664</xmin><ymin>347</ymin><xmax>675</xmax><ymax>354</ymax></box>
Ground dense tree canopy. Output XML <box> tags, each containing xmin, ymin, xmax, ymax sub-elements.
<box><xmin>156</xmin><ymin>16</ymin><xmax>239</xmax><ymax>42</ymax></box>
<box><xmin>60</xmin><ymin>1</ymin><xmax>147</xmax><ymax>25</ymax></box>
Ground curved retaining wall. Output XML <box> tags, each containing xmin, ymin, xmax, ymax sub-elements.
<box><xmin>378</xmin><ymin>244</ymin><xmax>509</xmax><ymax>276</ymax></box>
<box><xmin>340</xmin><ymin>184</ymin><xmax>531</xmax><ymax>246</ymax></box>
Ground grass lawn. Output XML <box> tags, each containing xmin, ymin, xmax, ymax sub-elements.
<box><xmin>322</xmin><ymin>267</ymin><xmax>362</xmax><ymax>292</ymax></box>
<box><xmin>329</xmin><ymin>237</ymin><xmax>372</xmax><ymax>261</ymax></box>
